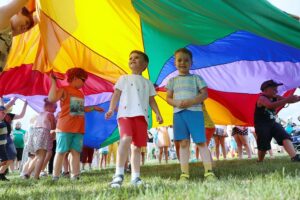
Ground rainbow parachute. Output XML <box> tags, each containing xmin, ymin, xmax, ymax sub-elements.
<box><xmin>1</xmin><ymin>0</ymin><xmax>300</xmax><ymax>148</ymax></box>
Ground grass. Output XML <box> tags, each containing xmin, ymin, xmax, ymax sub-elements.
<box><xmin>1</xmin><ymin>157</ymin><xmax>300</xmax><ymax>200</ymax></box>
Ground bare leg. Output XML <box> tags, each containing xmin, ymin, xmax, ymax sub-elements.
<box><xmin>175</xmin><ymin>141</ymin><xmax>180</xmax><ymax>161</ymax></box>
<box><xmin>53</xmin><ymin>152</ymin><xmax>66</xmax><ymax>177</ymax></box>
<box><xmin>103</xmin><ymin>154</ymin><xmax>107</xmax><ymax>169</ymax></box>
<box><xmin>164</xmin><ymin>146</ymin><xmax>168</xmax><ymax>164</ymax></box>
<box><xmin>258</xmin><ymin>150</ymin><xmax>266</xmax><ymax>162</ymax></box>
<box><xmin>179</xmin><ymin>140</ymin><xmax>190</xmax><ymax>174</ymax></box>
<box><xmin>41</xmin><ymin>151</ymin><xmax>53</xmax><ymax>173</ymax></box>
<box><xmin>115</xmin><ymin>136</ymin><xmax>132</xmax><ymax>175</ymax></box>
<box><xmin>195</xmin><ymin>145</ymin><xmax>199</xmax><ymax>160</ymax></box>
<box><xmin>33</xmin><ymin>149</ymin><xmax>47</xmax><ymax>179</ymax></box>
<box><xmin>70</xmin><ymin>150</ymin><xmax>80</xmax><ymax>177</ymax></box>
<box><xmin>214</xmin><ymin>136</ymin><xmax>220</xmax><ymax>160</ymax></box>
<box><xmin>234</xmin><ymin>135</ymin><xmax>243</xmax><ymax>159</ymax></box>
<box><xmin>282</xmin><ymin>139</ymin><xmax>297</xmax><ymax>158</ymax></box>
<box><xmin>239</xmin><ymin>135</ymin><xmax>252</xmax><ymax>159</ymax></box>
<box><xmin>220</xmin><ymin>137</ymin><xmax>227</xmax><ymax>159</ymax></box>
<box><xmin>158</xmin><ymin>147</ymin><xmax>163</xmax><ymax>164</ymax></box>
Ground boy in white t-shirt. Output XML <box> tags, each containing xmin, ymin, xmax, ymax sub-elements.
<box><xmin>105</xmin><ymin>50</ymin><xmax>163</xmax><ymax>187</ymax></box>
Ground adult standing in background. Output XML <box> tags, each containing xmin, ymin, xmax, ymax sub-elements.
<box><xmin>12</xmin><ymin>121</ymin><xmax>26</xmax><ymax>170</ymax></box>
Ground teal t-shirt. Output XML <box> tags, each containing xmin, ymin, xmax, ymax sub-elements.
<box><xmin>166</xmin><ymin>74</ymin><xmax>207</xmax><ymax>113</ymax></box>
<box><xmin>13</xmin><ymin>129</ymin><xmax>26</xmax><ymax>148</ymax></box>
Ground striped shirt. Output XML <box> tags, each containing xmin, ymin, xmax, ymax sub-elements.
<box><xmin>0</xmin><ymin>121</ymin><xmax>7</xmax><ymax>145</ymax></box>
<box><xmin>166</xmin><ymin>74</ymin><xmax>207</xmax><ymax>113</ymax></box>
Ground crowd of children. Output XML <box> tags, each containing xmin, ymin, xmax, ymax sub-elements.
<box><xmin>0</xmin><ymin>48</ymin><xmax>299</xmax><ymax>188</ymax></box>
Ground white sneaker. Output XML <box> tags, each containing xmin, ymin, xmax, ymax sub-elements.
<box><xmin>131</xmin><ymin>177</ymin><xmax>143</xmax><ymax>187</ymax></box>
<box><xmin>110</xmin><ymin>174</ymin><xmax>124</xmax><ymax>188</ymax></box>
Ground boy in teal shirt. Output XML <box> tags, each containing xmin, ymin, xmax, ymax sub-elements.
<box><xmin>166</xmin><ymin>48</ymin><xmax>215</xmax><ymax>181</ymax></box>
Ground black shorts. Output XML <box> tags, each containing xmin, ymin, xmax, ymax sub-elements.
<box><xmin>16</xmin><ymin>148</ymin><xmax>23</xmax><ymax>161</ymax></box>
<box><xmin>255</xmin><ymin>123</ymin><xmax>291</xmax><ymax>151</ymax></box>
<box><xmin>0</xmin><ymin>144</ymin><xmax>8</xmax><ymax>162</ymax></box>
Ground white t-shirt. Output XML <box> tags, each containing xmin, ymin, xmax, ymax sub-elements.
<box><xmin>115</xmin><ymin>74</ymin><xmax>156</xmax><ymax>123</ymax></box>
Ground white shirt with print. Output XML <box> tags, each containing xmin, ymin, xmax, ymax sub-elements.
<box><xmin>115</xmin><ymin>74</ymin><xmax>156</xmax><ymax>124</ymax></box>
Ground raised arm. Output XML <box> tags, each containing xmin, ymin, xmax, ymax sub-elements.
<box><xmin>48</xmin><ymin>75</ymin><xmax>64</xmax><ymax>103</ymax></box>
<box><xmin>4</xmin><ymin>97</ymin><xmax>17</xmax><ymax>110</ymax></box>
<box><xmin>14</xmin><ymin>101</ymin><xmax>27</xmax><ymax>120</ymax></box>
<box><xmin>258</xmin><ymin>95</ymin><xmax>299</xmax><ymax>110</ymax></box>
<box><xmin>0</xmin><ymin>0</ymin><xmax>29</xmax><ymax>30</ymax></box>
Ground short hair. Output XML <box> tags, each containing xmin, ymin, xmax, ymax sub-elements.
<box><xmin>174</xmin><ymin>48</ymin><xmax>193</xmax><ymax>60</ymax></box>
<box><xmin>21</xmin><ymin>7</ymin><xmax>34</xmax><ymax>29</ymax></box>
<box><xmin>43</xmin><ymin>97</ymin><xmax>55</xmax><ymax>108</ymax></box>
<box><xmin>130</xmin><ymin>50</ymin><xmax>149</xmax><ymax>63</ymax></box>
<box><xmin>66</xmin><ymin>68</ymin><xmax>88</xmax><ymax>83</ymax></box>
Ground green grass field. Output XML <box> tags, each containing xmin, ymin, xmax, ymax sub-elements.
<box><xmin>1</xmin><ymin>157</ymin><xmax>300</xmax><ymax>200</ymax></box>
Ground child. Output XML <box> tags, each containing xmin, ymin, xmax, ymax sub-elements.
<box><xmin>25</xmin><ymin>98</ymin><xmax>56</xmax><ymax>179</ymax></box>
<box><xmin>48</xmin><ymin>68</ymin><xmax>103</xmax><ymax>181</ymax></box>
<box><xmin>81</xmin><ymin>146</ymin><xmax>94</xmax><ymax>171</ymax></box>
<box><xmin>99</xmin><ymin>146</ymin><xmax>108</xmax><ymax>169</ymax></box>
<box><xmin>254</xmin><ymin>79</ymin><xmax>300</xmax><ymax>162</ymax></box>
<box><xmin>105</xmin><ymin>50</ymin><xmax>163</xmax><ymax>187</ymax></box>
<box><xmin>0</xmin><ymin>106</ymin><xmax>8</xmax><ymax>169</ymax></box>
<box><xmin>166</xmin><ymin>48</ymin><xmax>216</xmax><ymax>181</ymax></box>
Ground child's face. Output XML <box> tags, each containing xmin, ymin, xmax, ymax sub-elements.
<box><xmin>129</xmin><ymin>53</ymin><xmax>147</xmax><ymax>74</ymax></box>
<box><xmin>175</xmin><ymin>52</ymin><xmax>192</xmax><ymax>75</ymax></box>
<box><xmin>263</xmin><ymin>86</ymin><xmax>278</xmax><ymax>98</ymax></box>
<box><xmin>72</xmin><ymin>76</ymin><xmax>86</xmax><ymax>89</ymax></box>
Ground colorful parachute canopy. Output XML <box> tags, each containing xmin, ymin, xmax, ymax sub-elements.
<box><xmin>0</xmin><ymin>0</ymin><xmax>300</xmax><ymax>148</ymax></box>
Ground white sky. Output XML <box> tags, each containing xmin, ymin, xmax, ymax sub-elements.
<box><xmin>5</xmin><ymin>0</ymin><xmax>300</xmax><ymax>130</ymax></box>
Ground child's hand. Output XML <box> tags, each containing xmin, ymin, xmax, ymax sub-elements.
<box><xmin>94</xmin><ymin>106</ymin><xmax>104</xmax><ymax>112</ymax></box>
<box><xmin>287</xmin><ymin>95</ymin><xmax>299</xmax><ymax>103</ymax></box>
<box><xmin>156</xmin><ymin>114</ymin><xmax>163</xmax><ymax>124</ymax></box>
<box><xmin>179</xmin><ymin>99</ymin><xmax>194</xmax><ymax>108</ymax></box>
<box><xmin>174</xmin><ymin>100</ymin><xmax>183</xmax><ymax>108</ymax></box>
<box><xmin>105</xmin><ymin>110</ymin><xmax>114</xmax><ymax>119</ymax></box>
<box><xmin>50</xmin><ymin>130</ymin><xmax>56</xmax><ymax>137</ymax></box>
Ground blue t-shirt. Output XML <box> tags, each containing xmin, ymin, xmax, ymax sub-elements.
<box><xmin>166</xmin><ymin>74</ymin><xmax>207</xmax><ymax>113</ymax></box>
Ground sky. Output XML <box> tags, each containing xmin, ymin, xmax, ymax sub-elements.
<box><xmin>2</xmin><ymin>0</ymin><xmax>300</xmax><ymax>130</ymax></box>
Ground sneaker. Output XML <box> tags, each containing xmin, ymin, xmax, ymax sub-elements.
<box><xmin>61</xmin><ymin>171</ymin><xmax>70</xmax><ymax>178</ymax></box>
<box><xmin>40</xmin><ymin>171</ymin><xmax>48</xmax><ymax>177</ymax></box>
<box><xmin>131</xmin><ymin>177</ymin><xmax>143</xmax><ymax>187</ymax></box>
<box><xmin>179</xmin><ymin>173</ymin><xmax>190</xmax><ymax>181</ymax></box>
<box><xmin>204</xmin><ymin>171</ymin><xmax>217</xmax><ymax>181</ymax></box>
<box><xmin>21</xmin><ymin>174</ymin><xmax>30</xmax><ymax>180</ymax></box>
<box><xmin>291</xmin><ymin>154</ymin><xmax>300</xmax><ymax>162</ymax></box>
<box><xmin>0</xmin><ymin>173</ymin><xmax>9</xmax><ymax>181</ymax></box>
<box><xmin>52</xmin><ymin>176</ymin><xmax>59</xmax><ymax>181</ymax></box>
<box><xmin>109</xmin><ymin>174</ymin><xmax>124</xmax><ymax>188</ymax></box>
<box><xmin>71</xmin><ymin>175</ymin><xmax>80</xmax><ymax>181</ymax></box>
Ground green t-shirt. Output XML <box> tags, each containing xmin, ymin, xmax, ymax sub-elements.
<box><xmin>13</xmin><ymin>129</ymin><xmax>26</xmax><ymax>148</ymax></box>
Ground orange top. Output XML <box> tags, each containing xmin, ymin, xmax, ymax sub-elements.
<box><xmin>56</xmin><ymin>86</ymin><xmax>85</xmax><ymax>134</ymax></box>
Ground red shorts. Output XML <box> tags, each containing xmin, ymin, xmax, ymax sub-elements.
<box><xmin>206</xmin><ymin>127</ymin><xmax>215</xmax><ymax>145</ymax></box>
<box><xmin>118</xmin><ymin>116</ymin><xmax>148</xmax><ymax>147</ymax></box>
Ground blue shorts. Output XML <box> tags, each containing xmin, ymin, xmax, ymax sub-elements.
<box><xmin>173</xmin><ymin>110</ymin><xmax>206</xmax><ymax>143</ymax></box>
<box><xmin>56</xmin><ymin>132</ymin><xmax>83</xmax><ymax>153</ymax></box>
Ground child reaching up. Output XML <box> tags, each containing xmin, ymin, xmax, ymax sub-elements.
<box><xmin>105</xmin><ymin>50</ymin><xmax>163</xmax><ymax>187</ymax></box>
<box><xmin>166</xmin><ymin>48</ymin><xmax>216</xmax><ymax>181</ymax></box>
